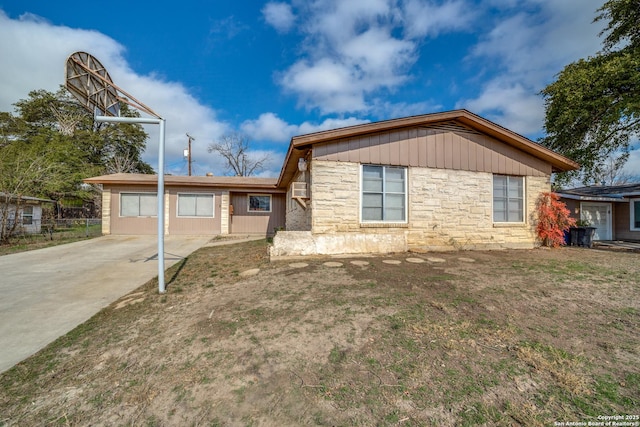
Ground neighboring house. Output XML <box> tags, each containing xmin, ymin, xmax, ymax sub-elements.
<box><xmin>84</xmin><ymin>110</ymin><xmax>579</xmax><ymax>256</ymax></box>
<box><xmin>558</xmin><ymin>184</ymin><xmax>640</xmax><ymax>242</ymax></box>
<box><xmin>82</xmin><ymin>174</ymin><xmax>286</xmax><ymax>236</ymax></box>
<box><xmin>0</xmin><ymin>193</ymin><xmax>54</xmax><ymax>235</ymax></box>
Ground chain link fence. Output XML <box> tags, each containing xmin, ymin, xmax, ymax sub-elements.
<box><xmin>6</xmin><ymin>218</ymin><xmax>102</xmax><ymax>242</ymax></box>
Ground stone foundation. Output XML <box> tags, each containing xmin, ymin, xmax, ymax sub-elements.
<box><xmin>269</xmin><ymin>231</ymin><xmax>408</xmax><ymax>258</ymax></box>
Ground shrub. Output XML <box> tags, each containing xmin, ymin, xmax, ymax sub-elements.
<box><xmin>536</xmin><ymin>192</ymin><xmax>576</xmax><ymax>247</ymax></box>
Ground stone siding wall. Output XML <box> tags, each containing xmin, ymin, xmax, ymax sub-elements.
<box><xmin>311</xmin><ymin>161</ymin><xmax>360</xmax><ymax>233</ymax></box>
<box><xmin>270</xmin><ymin>160</ymin><xmax>550</xmax><ymax>257</ymax></box>
<box><xmin>220</xmin><ymin>192</ymin><xmax>229</xmax><ymax>235</ymax></box>
<box><xmin>407</xmin><ymin>168</ymin><xmax>548</xmax><ymax>250</ymax></box>
<box><xmin>102</xmin><ymin>188</ymin><xmax>111</xmax><ymax>235</ymax></box>
<box><xmin>285</xmin><ymin>171</ymin><xmax>311</xmax><ymax>231</ymax></box>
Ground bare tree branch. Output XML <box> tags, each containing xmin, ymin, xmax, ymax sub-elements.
<box><xmin>207</xmin><ymin>133</ymin><xmax>270</xmax><ymax>176</ymax></box>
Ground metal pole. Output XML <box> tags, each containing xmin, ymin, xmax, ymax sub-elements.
<box><xmin>94</xmin><ymin>115</ymin><xmax>167</xmax><ymax>293</ymax></box>
<box><xmin>188</xmin><ymin>135</ymin><xmax>192</xmax><ymax>176</ymax></box>
<box><xmin>157</xmin><ymin>119</ymin><xmax>166</xmax><ymax>293</ymax></box>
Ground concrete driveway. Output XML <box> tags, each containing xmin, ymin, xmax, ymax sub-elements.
<box><xmin>0</xmin><ymin>235</ymin><xmax>211</xmax><ymax>373</ymax></box>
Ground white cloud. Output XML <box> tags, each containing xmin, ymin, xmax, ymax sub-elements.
<box><xmin>0</xmin><ymin>11</ymin><xmax>232</xmax><ymax>177</ymax></box>
<box><xmin>262</xmin><ymin>2</ymin><xmax>296</xmax><ymax>33</ymax></box>
<box><xmin>280</xmin><ymin>58</ymin><xmax>368</xmax><ymax>113</ymax></box>
<box><xmin>297</xmin><ymin>116</ymin><xmax>371</xmax><ymax>135</ymax></box>
<box><xmin>0</xmin><ymin>11</ymin><xmax>123</xmax><ymax>113</ymax></box>
<box><xmin>403</xmin><ymin>0</ymin><xmax>475</xmax><ymax>38</ymax></box>
<box><xmin>277</xmin><ymin>0</ymin><xmax>474</xmax><ymax>116</ymax></box>
<box><xmin>371</xmin><ymin>99</ymin><xmax>443</xmax><ymax>120</ymax></box>
<box><xmin>241</xmin><ymin>112</ymin><xmax>299</xmax><ymax>142</ymax></box>
<box><xmin>461</xmin><ymin>0</ymin><xmax>606</xmax><ymax>135</ymax></box>
<box><xmin>458</xmin><ymin>81</ymin><xmax>545</xmax><ymax>135</ymax></box>
<box><xmin>241</xmin><ymin>112</ymin><xmax>370</xmax><ymax>142</ymax></box>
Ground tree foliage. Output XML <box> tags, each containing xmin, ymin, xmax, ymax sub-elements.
<box><xmin>535</xmin><ymin>192</ymin><xmax>576</xmax><ymax>248</ymax></box>
<box><xmin>0</xmin><ymin>87</ymin><xmax>153</xmax><ymax>240</ymax></box>
<box><xmin>541</xmin><ymin>0</ymin><xmax>640</xmax><ymax>185</ymax></box>
<box><xmin>208</xmin><ymin>133</ymin><xmax>270</xmax><ymax>176</ymax></box>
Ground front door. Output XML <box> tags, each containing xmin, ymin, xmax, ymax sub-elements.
<box><xmin>580</xmin><ymin>202</ymin><xmax>612</xmax><ymax>241</ymax></box>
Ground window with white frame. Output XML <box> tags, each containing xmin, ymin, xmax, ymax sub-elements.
<box><xmin>178</xmin><ymin>193</ymin><xmax>214</xmax><ymax>217</ymax></box>
<box><xmin>22</xmin><ymin>205</ymin><xmax>34</xmax><ymax>225</ymax></box>
<box><xmin>493</xmin><ymin>175</ymin><xmax>524</xmax><ymax>223</ymax></box>
<box><xmin>120</xmin><ymin>193</ymin><xmax>157</xmax><ymax>217</ymax></box>
<box><xmin>631</xmin><ymin>199</ymin><xmax>640</xmax><ymax>231</ymax></box>
<box><xmin>361</xmin><ymin>165</ymin><xmax>407</xmax><ymax>222</ymax></box>
<box><xmin>248</xmin><ymin>194</ymin><xmax>272</xmax><ymax>212</ymax></box>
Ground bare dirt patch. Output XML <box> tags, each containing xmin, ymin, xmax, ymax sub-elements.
<box><xmin>1</xmin><ymin>241</ymin><xmax>638</xmax><ymax>426</ymax></box>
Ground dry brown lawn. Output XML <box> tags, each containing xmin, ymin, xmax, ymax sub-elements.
<box><xmin>1</xmin><ymin>240</ymin><xmax>638</xmax><ymax>426</ymax></box>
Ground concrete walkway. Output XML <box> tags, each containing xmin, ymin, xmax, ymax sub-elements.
<box><xmin>0</xmin><ymin>235</ymin><xmax>213</xmax><ymax>373</ymax></box>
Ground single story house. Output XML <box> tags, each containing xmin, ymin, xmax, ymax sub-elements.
<box><xmin>84</xmin><ymin>110</ymin><xmax>579</xmax><ymax>256</ymax></box>
<box><xmin>558</xmin><ymin>184</ymin><xmax>640</xmax><ymax>242</ymax></box>
<box><xmin>83</xmin><ymin>174</ymin><xmax>286</xmax><ymax>236</ymax></box>
<box><xmin>0</xmin><ymin>193</ymin><xmax>54</xmax><ymax>235</ymax></box>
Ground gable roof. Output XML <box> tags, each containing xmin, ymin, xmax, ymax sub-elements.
<box><xmin>277</xmin><ymin>109</ymin><xmax>579</xmax><ymax>187</ymax></box>
<box><xmin>85</xmin><ymin>110</ymin><xmax>580</xmax><ymax>191</ymax></box>
<box><xmin>84</xmin><ymin>173</ymin><xmax>282</xmax><ymax>192</ymax></box>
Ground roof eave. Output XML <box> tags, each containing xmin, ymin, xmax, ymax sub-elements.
<box><xmin>557</xmin><ymin>193</ymin><xmax>626</xmax><ymax>202</ymax></box>
<box><xmin>287</xmin><ymin>109</ymin><xmax>579</xmax><ymax>174</ymax></box>
<box><xmin>83</xmin><ymin>175</ymin><xmax>284</xmax><ymax>192</ymax></box>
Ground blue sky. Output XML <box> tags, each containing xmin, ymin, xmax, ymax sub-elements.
<box><xmin>1</xmin><ymin>0</ymin><xmax>636</xmax><ymax>178</ymax></box>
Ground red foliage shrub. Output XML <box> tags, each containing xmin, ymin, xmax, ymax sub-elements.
<box><xmin>536</xmin><ymin>192</ymin><xmax>576</xmax><ymax>247</ymax></box>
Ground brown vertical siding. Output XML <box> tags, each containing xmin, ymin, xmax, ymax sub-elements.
<box><xmin>108</xmin><ymin>185</ymin><xmax>159</xmax><ymax>235</ymax></box>
<box><xmin>230</xmin><ymin>193</ymin><xmax>285</xmax><ymax>235</ymax></box>
<box><xmin>614</xmin><ymin>201</ymin><xmax>640</xmax><ymax>240</ymax></box>
<box><xmin>312</xmin><ymin>122</ymin><xmax>552</xmax><ymax>176</ymax></box>
<box><xmin>167</xmin><ymin>187</ymin><xmax>221</xmax><ymax>235</ymax></box>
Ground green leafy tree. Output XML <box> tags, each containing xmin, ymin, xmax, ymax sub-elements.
<box><xmin>0</xmin><ymin>88</ymin><xmax>153</xmax><ymax>240</ymax></box>
<box><xmin>0</xmin><ymin>135</ymin><xmax>63</xmax><ymax>242</ymax></box>
<box><xmin>541</xmin><ymin>0</ymin><xmax>640</xmax><ymax>185</ymax></box>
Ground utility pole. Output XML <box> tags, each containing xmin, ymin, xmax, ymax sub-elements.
<box><xmin>186</xmin><ymin>133</ymin><xmax>195</xmax><ymax>176</ymax></box>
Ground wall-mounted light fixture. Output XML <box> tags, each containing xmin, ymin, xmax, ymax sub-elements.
<box><xmin>298</xmin><ymin>158</ymin><xmax>308</xmax><ymax>172</ymax></box>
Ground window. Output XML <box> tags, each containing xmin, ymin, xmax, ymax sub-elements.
<box><xmin>121</xmin><ymin>193</ymin><xmax>157</xmax><ymax>217</ymax></box>
<box><xmin>248</xmin><ymin>194</ymin><xmax>271</xmax><ymax>212</ymax></box>
<box><xmin>361</xmin><ymin>165</ymin><xmax>407</xmax><ymax>222</ymax></box>
<box><xmin>631</xmin><ymin>199</ymin><xmax>640</xmax><ymax>231</ymax></box>
<box><xmin>493</xmin><ymin>175</ymin><xmax>524</xmax><ymax>223</ymax></box>
<box><xmin>22</xmin><ymin>206</ymin><xmax>33</xmax><ymax>225</ymax></box>
<box><xmin>178</xmin><ymin>193</ymin><xmax>214</xmax><ymax>217</ymax></box>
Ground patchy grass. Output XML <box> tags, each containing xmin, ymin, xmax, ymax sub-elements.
<box><xmin>0</xmin><ymin>224</ymin><xmax>102</xmax><ymax>255</ymax></box>
<box><xmin>0</xmin><ymin>242</ymin><xmax>638</xmax><ymax>426</ymax></box>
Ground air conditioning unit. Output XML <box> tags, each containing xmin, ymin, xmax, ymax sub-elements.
<box><xmin>292</xmin><ymin>182</ymin><xmax>309</xmax><ymax>199</ymax></box>
<box><xmin>291</xmin><ymin>182</ymin><xmax>309</xmax><ymax>209</ymax></box>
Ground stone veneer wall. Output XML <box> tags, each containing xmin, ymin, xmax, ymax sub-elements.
<box><xmin>220</xmin><ymin>192</ymin><xmax>229</xmax><ymax>235</ymax></box>
<box><xmin>407</xmin><ymin>167</ymin><xmax>548</xmax><ymax>251</ymax></box>
<box><xmin>270</xmin><ymin>160</ymin><xmax>549</xmax><ymax>257</ymax></box>
<box><xmin>285</xmin><ymin>170</ymin><xmax>312</xmax><ymax>231</ymax></box>
<box><xmin>101</xmin><ymin>188</ymin><xmax>111</xmax><ymax>235</ymax></box>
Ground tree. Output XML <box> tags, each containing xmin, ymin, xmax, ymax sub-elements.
<box><xmin>592</xmin><ymin>153</ymin><xmax>638</xmax><ymax>185</ymax></box>
<box><xmin>541</xmin><ymin>0</ymin><xmax>640</xmax><ymax>186</ymax></box>
<box><xmin>208</xmin><ymin>133</ymin><xmax>270</xmax><ymax>176</ymax></box>
<box><xmin>0</xmin><ymin>139</ymin><xmax>61</xmax><ymax>242</ymax></box>
<box><xmin>0</xmin><ymin>88</ymin><xmax>153</xmax><ymax>240</ymax></box>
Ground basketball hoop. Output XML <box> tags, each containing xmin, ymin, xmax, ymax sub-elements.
<box><xmin>65</xmin><ymin>51</ymin><xmax>168</xmax><ymax>293</ymax></box>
